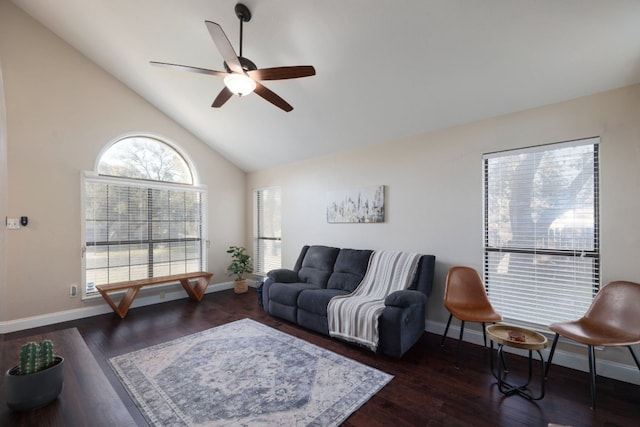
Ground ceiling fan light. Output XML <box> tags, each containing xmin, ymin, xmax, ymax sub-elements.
<box><xmin>224</xmin><ymin>73</ymin><xmax>256</xmax><ymax>96</ymax></box>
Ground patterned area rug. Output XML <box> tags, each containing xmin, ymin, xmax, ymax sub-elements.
<box><xmin>109</xmin><ymin>318</ymin><xmax>393</xmax><ymax>426</ymax></box>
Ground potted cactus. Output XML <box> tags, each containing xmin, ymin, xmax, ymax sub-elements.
<box><xmin>5</xmin><ymin>339</ymin><xmax>64</xmax><ymax>411</ymax></box>
<box><xmin>226</xmin><ymin>245</ymin><xmax>253</xmax><ymax>294</ymax></box>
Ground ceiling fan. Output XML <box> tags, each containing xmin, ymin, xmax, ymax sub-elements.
<box><xmin>150</xmin><ymin>3</ymin><xmax>316</xmax><ymax>112</ymax></box>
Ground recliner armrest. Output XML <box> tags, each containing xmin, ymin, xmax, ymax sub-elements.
<box><xmin>385</xmin><ymin>290</ymin><xmax>426</xmax><ymax>308</ymax></box>
<box><xmin>267</xmin><ymin>268</ymin><xmax>300</xmax><ymax>283</ymax></box>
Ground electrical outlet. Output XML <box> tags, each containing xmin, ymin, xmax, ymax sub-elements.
<box><xmin>6</xmin><ymin>218</ymin><xmax>20</xmax><ymax>229</ymax></box>
<box><xmin>70</xmin><ymin>284</ymin><xmax>78</xmax><ymax>297</ymax></box>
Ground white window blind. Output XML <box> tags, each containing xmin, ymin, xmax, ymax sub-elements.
<box><xmin>254</xmin><ymin>187</ymin><xmax>281</xmax><ymax>274</ymax></box>
<box><xmin>483</xmin><ymin>138</ymin><xmax>599</xmax><ymax>326</ymax></box>
<box><xmin>83</xmin><ymin>173</ymin><xmax>207</xmax><ymax>293</ymax></box>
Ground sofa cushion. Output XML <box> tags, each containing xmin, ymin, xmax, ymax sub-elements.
<box><xmin>269</xmin><ymin>282</ymin><xmax>321</xmax><ymax>306</ymax></box>
<box><xmin>326</xmin><ymin>249</ymin><xmax>373</xmax><ymax>292</ymax></box>
<box><xmin>297</xmin><ymin>245</ymin><xmax>340</xmax><ymax>287</ymax></box>
<box><xmin>266</xmin><ymin>268</ymin><xmax>300</xmax><ymax>283</ymax></box>
<box><xmin>297</xmin><ymin>289</ymin><xmax>350</xmax><ymax>315</ymax></box>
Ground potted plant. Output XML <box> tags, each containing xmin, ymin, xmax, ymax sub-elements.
<box><xmin>5</xmin><ymin>339</ymin><xmax>64</xmax><ymax>411</ymax></box>
<box><xmin>226</xmin><ymin>245</ymin><xmax>253</xmax><ymax>294</ymax></box>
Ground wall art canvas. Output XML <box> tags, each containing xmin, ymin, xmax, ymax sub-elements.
<box><xmin>327</xmin><ymin>185</ymin><xmax>385</xmax><ymax>223</ymax></box>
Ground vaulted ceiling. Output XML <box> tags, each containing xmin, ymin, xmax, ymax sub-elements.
<box><xmin>11</xmin><ymin>0</ymin><xmax>640</xmax><ymax>172</ymax></box>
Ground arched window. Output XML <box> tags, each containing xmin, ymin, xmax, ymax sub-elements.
<box><xmin>97</xmin><ymin>136</ymin><xmax>193</xmax><ymax>184</ymax></box>
<box><xmin>82</xmin><ymin>135</ymin><xmax>207</xmax><ymax>296</ymax></box>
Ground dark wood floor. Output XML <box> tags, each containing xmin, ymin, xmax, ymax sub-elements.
<box><xmin>3</xmin><ymin>289</ymin><xmax>640</xmax><ymax>427</ymax></box>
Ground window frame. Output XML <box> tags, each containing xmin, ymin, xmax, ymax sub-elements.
<box><xmin>94</xmin><ymin>133</ymin><xmax>199</xmax><ymax>185</ymax></box>
<box><xmin>81</xmin><ymin>135</ymin><xmax>207</xmax><ymax>299</ymax></box>
<box><xmin>253</xmin><ymin>186</ymin><xmax>282</xmax><ymax>275</ymax></box>
<box><xmin>482</xmin><ymin>137</ymin><xmax>600</xmax><ymax>328</ymax></box>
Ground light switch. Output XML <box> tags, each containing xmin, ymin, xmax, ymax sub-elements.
<box><xmin>6</xmin><ymin>218</ymin><xmax>20</xmax><ymax>229</ymax></box>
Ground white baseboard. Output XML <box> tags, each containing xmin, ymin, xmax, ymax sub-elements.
<box><xmin>0</xmin><ymin>281</ymin><xmax>235</xmax><ymax>334</ymax></box>
<box><xmin>426</xmin><ymin>319</ymin><xmax>640</xmax><ymax>386</ymax></box>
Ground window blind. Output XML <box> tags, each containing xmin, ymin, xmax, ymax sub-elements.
<box><xmin>483</xmin><ymin>138</ymin><xmax>599</xmax><ymax>326</ymax></box>
<box><xmin>83</xmin><ymin>173</ymin><xmax>207</xmax><ymax>293</ymax></box>
<box><xmin>254</xmin><ymin>187</ymin><xmax>282</xmax><ymax>274</ymax></box>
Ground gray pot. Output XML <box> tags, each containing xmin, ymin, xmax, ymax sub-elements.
<box><xmin>5</xmin><ymin>356</ymin><xmax>64</xmax><ymax>411</ymax></box>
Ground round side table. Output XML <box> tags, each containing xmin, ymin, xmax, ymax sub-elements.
<box><xmin>486</xmin><ymin>324</ymin><xmax>548</xmax><ymax>400</ymax></box>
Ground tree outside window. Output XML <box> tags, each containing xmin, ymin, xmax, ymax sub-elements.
<box><xmin>97</xmin><ymin>136</ymin><xmax>193</xmax><ymax>184</ymax></box>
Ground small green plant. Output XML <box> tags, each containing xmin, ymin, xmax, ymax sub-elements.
<box><xmin>226</xmin><ymin>245</ymin><xmax>253</xmax><ymax>281</ymax></box>
<box><xmin>17</xmin><ymin>340</ymin><xmax>56</xmax><ymax>375</ymax></box>
<box><xmin>39</xmin><ymin>340</ymin><xmax>55</xmax><ymax>368</ymax></box>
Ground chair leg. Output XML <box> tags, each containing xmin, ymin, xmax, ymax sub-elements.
<box><xmin>545</xmin><ymin>333</ymin><xmax>560</xmax><ymax>379</ymax></box>
<box><xmin>628</xmin><ymin>346</ymin><xmax>640</xmax><ymax>371</ymax></box>
<box><xmin>588</xmin><ymin>345</ymin><xmax>597</xmax><ymax>410</ymax></box>
<box><xmin>440</xmin><ymin>313</ymin><xmax>453</xmax><ymax>347</ymax></box>
<box><xmin>482</xmin><ymin>322</ymin><xmax>487</xmax><ymax>348</ymax></box>
<box><xmin>456</xmin><ymin>320</ymin><xmax>465</xmax><ymax>368</ymax></box>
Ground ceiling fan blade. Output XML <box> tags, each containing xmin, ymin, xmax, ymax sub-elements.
<box><xmin>254</xmin><ymin>82</ymin><xmax>293</xmax><ymax>112</ymax></box>
<box><xmin>205</xmin><ymin>21</ymin><xmax>243</xmax><ymax>74</ymax></box>
<box><xmin>212</xmin><ymin>86</ymin><xmax>233</xmax><ymax>108</ymax></box>
<box><xmin>150</xmin><ymin>61</ymin><xmax>227</xmax><ymax>77</ymax></box>
<box><xmin>247</xmin><ymin>65</ymin><xmax>316</xmax><ymax>81</ymax></box>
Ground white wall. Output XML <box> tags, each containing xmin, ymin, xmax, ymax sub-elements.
<box><xmin>247</xmin><ymin>84</ymin><xmax>640</xmax><ymax>375</ymax></box>
<box><xmin>0</xmin><ymin>65</ymin><xmax>7</xmax><ymax>324</ymax></box>
<box><xmin>0</xmin><ymin>0</ymin><xmax>246</xmax><ymax>322</ymax></box>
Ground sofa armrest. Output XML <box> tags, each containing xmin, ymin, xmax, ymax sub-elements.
<box><xmin>385</xmin><ymin>290</ymin><xmax>426</xmax><ymax>308</ymax></box>
<box><xmin>267</xmin><ymin>269</ymin><xmax>300</xmax><ymax>283</ymax></box>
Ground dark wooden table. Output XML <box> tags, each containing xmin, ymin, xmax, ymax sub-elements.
<box><xmin>1</xmin><ymin>328</ymin><xmax>136</xmax><ymax>426</ymax></box>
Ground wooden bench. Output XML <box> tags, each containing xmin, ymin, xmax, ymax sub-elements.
<box><xmin>96</xmin><ymin>271</ymin><xmax>213</xmax><ymax>319</ymax></box>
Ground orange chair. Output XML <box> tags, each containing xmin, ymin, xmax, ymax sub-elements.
<box><xmin>441</xmin><ymin>266</ymin><xmax>503</xmax><ymax>366</ymax></box>
<box><xmin>545</xmin><ymin>280</ymin><xmax>640</xmax><ymax>409</ymax></box>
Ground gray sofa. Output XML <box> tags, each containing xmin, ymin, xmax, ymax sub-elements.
<box><xmin>262</xmin><ymin>245</ymin><xmax>436</xmax><ymax>357</ymax></box>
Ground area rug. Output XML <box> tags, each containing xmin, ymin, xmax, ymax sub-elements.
<box><xmin>109</xmin><ymin>318</ymin><xmax>393</xmax><ymax>426</ymax></box>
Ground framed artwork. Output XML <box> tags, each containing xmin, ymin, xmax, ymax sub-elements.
<box><xmin>326</xmin><ymin>185</ymin><xmax>385</xmax><ymax>223</ymax></box>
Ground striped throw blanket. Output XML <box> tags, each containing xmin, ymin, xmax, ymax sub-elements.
<box><xmin>327</xmin><ymin>250</ymin><xmax>421</xmax><ymax>352</ymax></box>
